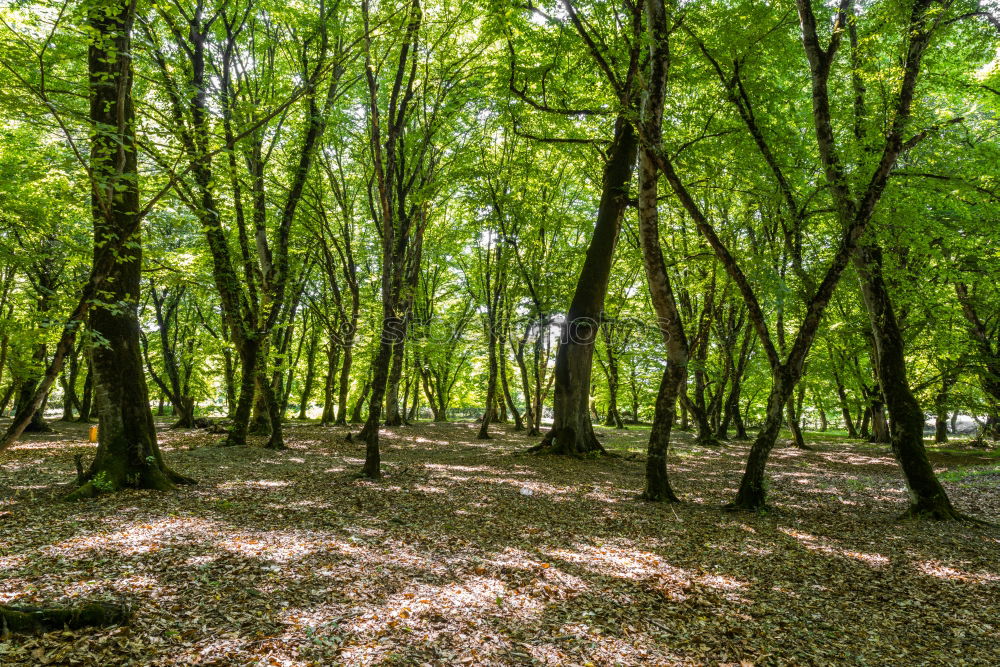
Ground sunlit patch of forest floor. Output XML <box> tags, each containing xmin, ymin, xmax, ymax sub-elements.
<box><xmin>1</xmin><ymin>419</ymin><xmax>998</xmax><ymax>665</ymax></box>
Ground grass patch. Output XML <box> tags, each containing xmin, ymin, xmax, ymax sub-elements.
<box><xmin>938</xmin><ymin>464</ymin><xmax>1000</xmax><ymax>485</ymax></box>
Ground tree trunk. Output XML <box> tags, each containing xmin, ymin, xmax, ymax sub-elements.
<box><xmin>335</xmin><ymin>339</ymin><xmax>353</xmax><ymax>426</ymax></box>
<box><xmin>786</xmin><ymin>395</ymin><xmax>809</xmax><ymax>449</ymax></box>
<box><xmin>855</xmin><ymin>245</ymin><xmax>961</xmax><ymax>519</ymax></box>
<box><xmin>636</xmin><ymin>7</ymin><xmax>685</xmax><ymax>501</ymax></box>
<box><xmin>261</xmin><ymin>367</ymin><xmax>285</xmax><ymax>450</ymax></box>
<box><xmin>297</xmin><ymin>330</ymin><xmax>320</xmax><ymax>420</ymax></box>
<box><xmin>728</xmin><ymin>374</ymin><xmax>792</xmax><ymax>510</ymax></box>
<box><xmin>350</xmin><ymin>379</ymin><xmax>370</xmax><ymax>424</ymax></box>
<box><xmin>499</xmin><ymin>339</ymin><xmax>524</xmax><ymax>430</ymax></box>
<box><xmin>321</xmin><ymin>345</ymin><xmax>339</xmax><ymax>425</ymax></box>
<box><xmin>14</xmin><ymin>381</ymin><xmax>50</xmax><ymax>433</ymax></box>
<box><xmin>221</xmin><ymin>337</ymin><xmax>259</xmax><ymax>447</ymax></box>
<box><xmin>360</xmin><ymin>322</ymin><xmax>397</xmax><ymax>478</ymax></box>
<box><xmin>869</xmin><ymin>399</ymin><xmax>891</xmax><ymax>444</ymax></box>
<box><xmin>67</xmin><ymin>0</ymin><xmax>192</xmax><ymax>500</ymax></box>
<box><xmin>0</xmin><ymin>383</ymin><xmax>17</xmax><ymax>417</ymax></box>
<box><xmin>535</xmin><ymin>117</ymin><xmax>638</xmax><ymax>455</ymax></box>
<box><xmin>832</xmin><ymin>364</ymin><xmax>858</xmax><ymax>437</ymax></box>
<box><xmin>515</xmin><ymin>335</ymin><xmax>535</xmax><ymax>434</ymax></box>
<box><xmin>478</xmin><ymin>324</ymin><xmax>498</xmax><ymax>440</ymax></box>
<box><xmin>220</xmin><ymin>347</ymin><xmax>235</xmax><ymax>418</ymax></box>
<box><xmin>384</xmin><ymin>337</ymin><xmax>406</xmax><ymax>426</ymax></box>
<box><xmin>249</xmin><ymin>370</ymin><xmax>272</xmax><ymax>435</ymax></box>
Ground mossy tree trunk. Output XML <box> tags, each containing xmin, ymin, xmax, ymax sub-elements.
<box><xmin>67</xmin><ymin>0</ymin><xmax>193</xmax><ymax>501</ymax></box>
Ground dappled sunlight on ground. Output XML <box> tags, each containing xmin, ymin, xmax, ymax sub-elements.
<box><xmin>0</xmin><ymin>419</ymin><xmax>998</xmax><ymax>664</ymax></box>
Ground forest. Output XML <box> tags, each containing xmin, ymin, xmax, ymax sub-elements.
<box><xmin>0</xmin><ymin>0</ymin><xmax>998</xmax><ymax>663</ymax></box>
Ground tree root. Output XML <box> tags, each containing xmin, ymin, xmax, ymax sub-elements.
<box><xmin>1</xmin><ymin>602</ymin><xmax>129</xmax><ymax>635</ymax></box>
<box><xmin>64</xmin><ymin>465</ymin><xmax>195</xmax><ymax>501</ymax></box>
<box><xmin>898</xmin><ymin>505</ymin><xmax>991</xmax><ymax>525</ymax></box>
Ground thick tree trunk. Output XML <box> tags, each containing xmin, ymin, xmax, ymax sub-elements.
<box><xmin>934</xmin><ymin>402</ymin><xmax>948</xmax><ymax>443</ymax></box>
<box><xmin>360</xmin><ymin>322</ymin><xmax>397</xmax><ymax>478</ymax></box>
<box><xmin>249</xmin><ymin>371</ymin><xmax>272</xmax><ymax>435</ymax></box>
<box><xmin>869</xmin><ymin>398</ymin><xmax>891</xmax><ymax>444</ymax></box>
<box><xmin>67</xmin><ymin>0</ymin><xmax>192</xmax><ymax>500</ymax></box>
<box><xmin>222</xmin><ymin>347</ymin><xmax>236</xmax><ymax>418</ymax></box>
<box><xmin>728</xmin><ymin>376</ymin><xmax>792</xmax><ymax>511</ymax></box>
<box><xmin>221</xmin><ymin>337</ymin><xmax>259</xmax><ymax>447</ymax></box>
<box><xmin>384</xmin><ymin>338</ymin><xmax>406</xmax><ymax>426</ymax></box>
<box><xmin>535</xmin><ymin>117</ymin><xmax>638</xmax><ymax>455</ymax></box>
<box><xmin>855</xmin><ymin>245</ymin><xmax>960</xmax><ymax>519</ymax></box>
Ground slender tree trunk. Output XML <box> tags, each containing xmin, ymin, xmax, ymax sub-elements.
<box><xmin>499</xmin><ymin>339</ymin><xmax>523</xmax><ymax>430</ymax></box>
<box><xmin>515</xmin><ymin>336</ymin><xmax>535</xmax><ymax>434</ymax></box>
<box><xmin>77</xmin><ymin>363</ymin><xmax>94</xmax><ymax>423</ymax></box>
<box><xmin>350</xmin><ymin>379</ymin><xmax>370</xmax><ymax>424</ymax></box>
<box><xmin>297</xmin><ymin>330</ymin><xmax>320</xmax><ymax>420</ymax></box>
<box><xmin>261</xmin><ymin>365</ymin><xmax>285</xmax><ymax>449</ymax></box>
<box><xmin>0</xmin><ymin>383</ymin><xmax>16</xmax><ymax>416</ymax></box>
<box><xmin>335</xmin><ymin>341</ymin><xmax>353</xmax><ymax>426</ymax></box>
<box><xmin>321</xmin><ymin>345</ymin><xmax>339</xmax><ymax>425</ymax></box>
<box><xmin>222</xmin><ymin>347</ymin><xmax>236</xmax><ymax>418</ymax></box>
<box><xmin>832</xmin><ymin>365</ymin><xmax>858</xmax><ymax>437</ymax></box>
<box><xmin>478</xmin><ymin>323</ymin><xmax>498</xmax><ymax>440</ymax></box>
<box><xmin>786</xmin><ymin>395</ymin><xmax>808</xmax><ymax>449</ymax></box>
<box><xmin>635</xmin><ymin>0</ymin><xmax>686</xmax><ymax>501</ymax></box>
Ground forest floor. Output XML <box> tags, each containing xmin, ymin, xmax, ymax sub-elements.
<box><xmin>1</xmin><ymin>419</ymin><xmax>999</xmax><ymax>666</ymax></box>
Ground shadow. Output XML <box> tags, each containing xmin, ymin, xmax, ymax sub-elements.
<box><xmin>1</xmin><ymin>421</ymin><xmax>998</xmax><ymax>664</ymax></box>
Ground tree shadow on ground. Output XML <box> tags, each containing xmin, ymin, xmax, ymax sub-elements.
<box><xmin>0</xmin><ymin>420</ymin><xmax>998</xmax><ymax>664</ymax></box>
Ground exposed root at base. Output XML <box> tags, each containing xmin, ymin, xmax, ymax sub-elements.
<box><xmin>898</xmin><ymin>506</ymin><xmax>991</xmax><ymax>525</ymax></box>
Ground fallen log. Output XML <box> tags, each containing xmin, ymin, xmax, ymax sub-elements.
<box><xmin>0</xmin><ymin>602</ymin><xmax>129</xmax><ymax>635</ymax></box>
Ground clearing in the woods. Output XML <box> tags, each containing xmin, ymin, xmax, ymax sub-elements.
<box><xmin>1</xmin><ymin>420</ymin><xmax>997</xmax><ymax>665</ymax></box>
